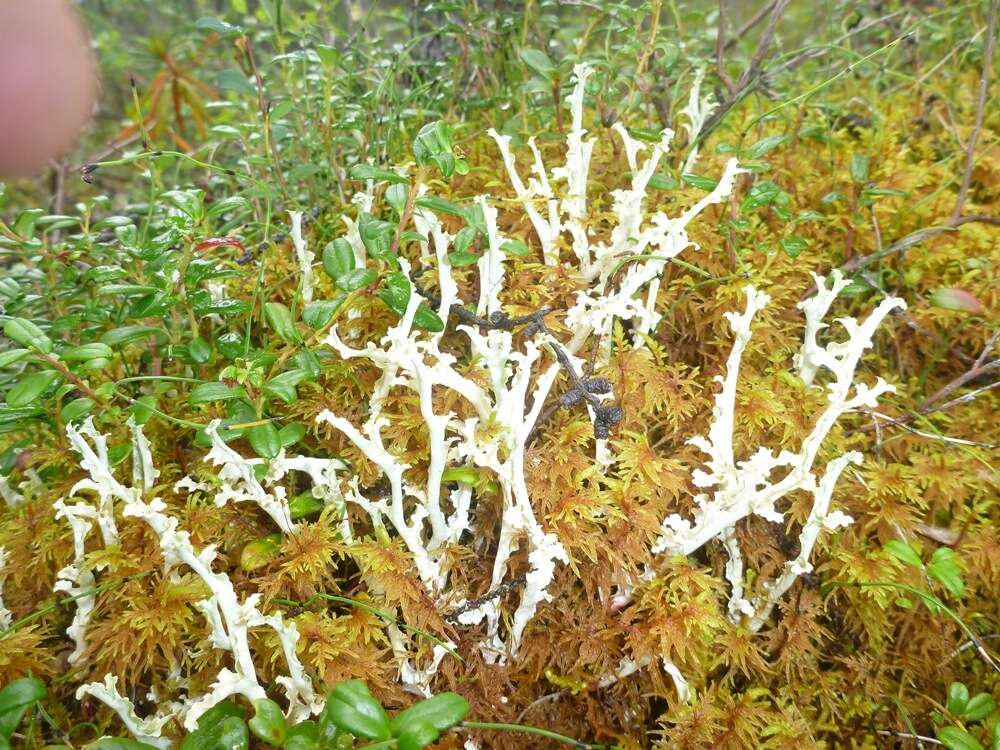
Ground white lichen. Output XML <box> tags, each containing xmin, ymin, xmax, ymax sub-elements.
<box><xmin>491</xmin><ymin>63</ymin><xmax>744</xmax><ymax>363</ymax></box>
<box><xmin>0</xmin><ymin>474</ymin><xmax>23</xmax><ymax>507</ymax></box>
<box><xmin>53</xmin><ymin>416</ymin><xmax>140</xmax><ymax>663</ymax></box>
<box><xmin>318</xmin><ymin>208</ymin><xmax>570</xmax><ymax>660</ymax></box>
<box><xmin>65</xmin><ymin>421</ymin><xmax>326</xmax><ymax>744</ymax></box>
<box><xmin>76</xmin><ymin>675</ymin><xmax>174</xmax><ymax>750</ymax></box>
<box><xmin>203</xmin><ymin>419</ymin><xmax>296</xmax><ymax>533</ymax></box>
<box><xmin>0</xmin><ymin>546</ymin><xmax>11</xmax><ymax>630</ymax></box>
<box><xmin>98</xmin><ymin>493</ymin><xmax>321</xmax><ymax>732</ymax></box>
<box><xmin>652</xmin><ymin>273</ymin><xmax>905</xmax><ymax>630</ymax></box>
<box><xmin>288</xmin><ymin>210</ymin><xmax>315</xmax><ymax>303</ymax></box>
<box><xmin>679</xmin><ymin>68</ymin><xmax>717</xmax><ymax>173</ymax></box>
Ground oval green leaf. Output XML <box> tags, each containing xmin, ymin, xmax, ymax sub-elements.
<box><xmin>319</xmin><ymin>681</ymin><xmax>391</xmax><ymax>741</ymax></box>
<box><xmin>248</xmin><ymin>699</ymin><xmax>287</xmax><ymax>747</ymax></box>
<box><xmin>389</xmin><ymin>693</ymin><xmax>469</xmax><ymax>736</ymax></box>
<box><xmin>7</xmin><ymin>370</ymin><xmax>62</xmax><ymax>407</ymax></box>
<box><xmin>248</xmin><ymin>422</ymin><xmax>281</xmax><ymax>460</ymax></box>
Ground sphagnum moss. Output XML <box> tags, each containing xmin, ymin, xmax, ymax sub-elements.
<box><xmin>1</xmin><ymin>3</ymin><xmax>998</xmax><ymax>749</ymax></box>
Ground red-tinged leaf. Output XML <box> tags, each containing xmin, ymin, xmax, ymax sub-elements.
<box><xmin>195</xmin><ymin>237</ymin><xmax>248</xmax><ymax>255</ymax></box>
<box><xmin>929</xmin><ymin>288</ymin><xmax>985</xmax><ymax>314</ymax></box>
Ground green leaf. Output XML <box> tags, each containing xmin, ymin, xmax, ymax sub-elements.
<box><xmin>60</xmin><ymin>398</ymin><xmax>95</xmax><ymax>423</ymax></box>
<box><xmin>248</xmin><ymin>422</ymin><xmax>281</xmax><ymax>460</ymax></box>
<box><xmin>319</xmin><ymin>681</ymin><xmax>391</xmax><ymax>741</ymax></box>
<box><xmin>131</xmin><ymin>396</ymin><xmax>158</xmax><ymax>426</ymax></box>
<box><xmin>108</xmin><ymin>443</ymin><xmax>132</xmax><ymax>467</ymax></box>
<box><xmin>358</xmin><ymin>214</ymin><xmax>396</xmax><ymax>264</ymax></box>
<box><xmin>412</xmin><ymin>122</ymin><xmax>455</xmax><ymax>177</ymax></box>
<box><xmin>207</xmin><ymin>196</ymin><xmax>250</xmax><ymax>218</ymax></box>
<box><xmin>216</xmin><ymin>69</ymin><xmax>256</xmax><ymax>96</ymax></box>
<box><xmin>0</xmin><ymin>349</ymin><xmax>31</xmax><ymax>369</ymax></box>
<box><xmin>4</xmin><ymin>317</ymin><xmax>52</xmax><ymax>353</ymax></box>
<box><xmin>278</xmin><ymin>422</ymin><xmax>306</xmax><ymax>448</ymax></box>
<box><xmin>849</xmin><ymin>154</ymin><xmax>870</xmax><ymax>183</ymax></box>
<box><xmin>0</xmin><ymin>406</ymin><xmax>45</xmax><ymax>427</ymax></box>
<box><xmin>928</xmin><ymin>547</ymin><xmax>965</xmax><ymax>597</ymax></box>
<box><xmin>13</xmin><ymin>208</ymin><xmax>44</xmax><ymax>239</ymax></box>
<box><xmin>963</xmin><ymin>693</ymin><xmax>997</xmax><ymax>722</ymax></box>
<box><xmin>292</xmin><ymin>351</ymin><xmax>321</xmax><ymax>380</ymax></box>
<box><xmin>937</xmin><ymin>726</ymin><xmax>984</xmax><ymax>750</ymax></box>
<box><xmin>130</xmin><ymin>292</ymin><xmax>176</xmax><ymax>318</ymax></box>
<box><xmin>188</xmin><ymin>337</ymin><xmax>214</xmax><ymax>365</ymax></box>
<box><xmin>335</xmin><ymin>268</ymin><xmax>376</xmax><ymax>293</ymax></box>
<box><xmin>648</xmin><ymin>173</ymin><xmax>679</xmax><ymax>190</ymax></box>
<box><xmin>263</xmin><ymin>370</ymin><xmax>307</xmax><ymax>405</ymax></box>
<box><xmin>884</xmin><ymin>540</ymin><xmax>923</xmax><ymax>569</ymax></box>
<box><xmin>349</xmin><ymin>164</ymin><xmax>409</xmax><ymax>184</ymax></box>
<box><xmin>379</xmin><ymin>272</ymin><xmax>411</xmax><ymax>316</ymax></box>
<box><xmin>84</xmin><ymin>266</ymin><xmax>127</xmax><ymax>283</ymax></box>
<box><xmin>745</xmin><ymin>134</ymin><xmax>788</xmax><ymax>159</ymax></box>
<box><xmin>98</xmin><ymin>284</ymin><xmax>160</xmax><ymax>297</ymax></box>
<box><xmin>520</xmin><ymin>48</ymin><xmax>555</xmax><ymax>78</ymax></box>
<box><xmin>195</xmin><ymin>16</ymin><xmax>242</xmax><ymax>34</ymax></box>
<box><xmin>680</xmin><ymin>173</ymin><xmax>719</xmax><ymax>191</ymax></box>
<box><xmin>741</xmin><ymin>180</ymin><xmax>782</xmax><ymax>211</ymax></box>
<box><xmin>314</xmin><ymin>44</ymin><xmax>339</xmax><ymax>66</ymax></box>
<box><xmin>500</xmin><ymin>239</ymin><xmax>530</xmax><ymax>257</ymax></box>
<box><xmin>794</xmin><ymin>210</ymin><xmax>826</xmax><ymax>224</ymax></box>
<box><xmin>189</xmin><ymin>382</ymin><xmax>246</xmax><ymax>405</ymax></box>
<box><xmin>249</xmin><ymin>699</ymin><xmax>287</xmax><ymax>746</ymax></box>
<box><xmin>302</xmin><ymin>298</ymin><xmax>345</xmax><ymax>329</ymax></box>
<box><xmin>378</xmin><ymin>274</ymin><xmax>443</xmax><ymax>331</ymax></box>
<box><xmin>862</xmin><ymin>186</ymin><xmax>907</xmax><ymax>198</ymax></box>
<box><xmin>779</xmin><ymin>235</ymin><xmax>808</xmax><ymax>258</ymax></box>
<box><xmin>948</xmin><ymin>683</ymin><xmax>971</xmax><ymax>716</ymax></box>
<box><xmin>413</xmin><ymin>306</ymin><xmax>445</xmax><ymax>333</ymax></box>
<box><xmin>101</xmin><ymin>326</ymin><xmax>167</xmax><ymax>348</ymax></box>
<box><xmin>323</xmin><ymin>239</ymin><xmax>356</xmax><ymax>280</ymax></box>
<box><xmin>216</xmin><ymin>332</ymin><xmax>246</xmax><ymax>360</ymax></box>
<box><xmin>389</xmin><ymin>693</ymin><xmax>469</xmax><ymax>737</ymax></box>
<box><xmin>180</xmin><ymin>702</ymin><xmax>248</xmax><ymax>750</ymax></box>
<box><xmin>453</xmin><ymin>226</ymin><xmax>478</xmax><ymax>254</ymax></box>
<box><xmin>386</xmin><ymin>183</ymin><xmax>409</xmax><ymax>214</ymax></box>
<box><xmin>93</xmin><ymin>215</ymin><xmax>135</xmax><ymax>231</ymax></box>
<box><xmin>395</xmin><ymin>720</ymin><xmax>439</xmax><ymax>750</ymax></box>
<box><xmin>289</xmin><ymin>492</ymin><xmax>324</xmax><ymax>520</ymax></box>
<box><xmin>283</xmin><ymin>721</ymin><xmax>318</xmax><ymax>750</ymax></box>
<box><xmin>0</xmin><ymin>677</ymin><xmax>46</xmax><ymax>741</ymax></box>
<box><xmin>0</xmin><ymin>278</ymin><xmax>20</xmax><ymax>299</ymax></box>
<box><xmin>414</xmin><ymin>196</ymin><xmax>464</xmax><ymax>218</ymax></box>
<box><xmin>61</xmin><ymin>343</ymin><xmax>114</xmax><ymax>362</ymax></box>
<box><xmin>7</xmin><ymin>370</ymin><xmax>62</xmax><ymax>407</ymax></box>
<box><xmin>264</xmin><ymin>302</ymin><xmax>302</xmax><ymax>344</ymax></box>
<box><xmin>399</xmin><ymin>231</ymin><xmax>425</xmax><ymax>244</ymax></box>
<box><xmin>441</xmin><ymin>467</ymin><xmax>478</xmax><ymax>485</ymax></box>
<box><xmin>84</xmin><ymin>740</ymin><xmax>160</xmax><ymax>750</ymax></box>
<box><xmin>240</xmin><ymin>534</ymin><xmax>281</xmax><ymax>573</ymax></box>
<box><xmin>448</xmin><ymin>251</ymin><xmax>479</xmax><ymax>267</ymax></box>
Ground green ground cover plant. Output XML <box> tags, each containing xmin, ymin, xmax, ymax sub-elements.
<box><xmin>1</xmin><ymin>1</ymin><xmax>998</xmax><ymax>748</ymax></box>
